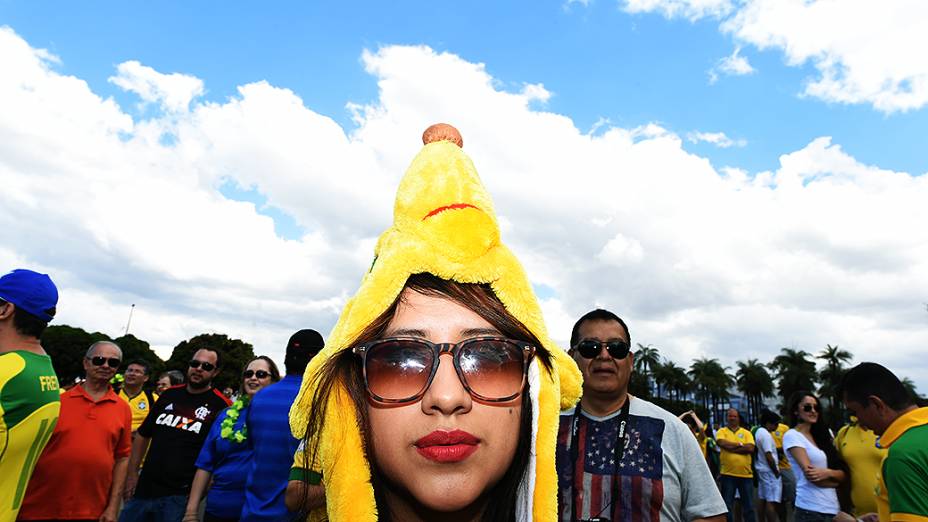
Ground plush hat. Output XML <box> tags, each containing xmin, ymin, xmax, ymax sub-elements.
<box><xmin>289</xmin><ymin>123</ymin><xmax>582</xmax><ymax>521</ymax></box>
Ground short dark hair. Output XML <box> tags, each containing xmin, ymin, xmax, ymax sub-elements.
<box><xmin>126</xmin><ymin>359</ymin><xmax>152</xmax><ymax>375</ymax></box>
<box><xmin>839</xmin><ymin>362</ymin><xmax>913</xmax><ymax>411</ymax></box>
<box><xmin>760</xmin><ymin>409</ymin><xmax>781</xmax><ymax>426</ymax></box>
<box><xmin>10</xmin><ymin>304</ymin><xmax>51</xmax><ymax>339</ymax></box>
<box><xmin>569</xmin><ymin>308</ymin><xmax>630</xmax><ymax>348</ymax></box>
<box><xmin>162</xmin><ymin>370</ymin><xmax>185</xmax><ymax>385</ymax></box>
<box><xmin>194</xmin><ymin>347</ymin><xmax>222</xmax><ymax>369</ymax></box>
<box><xmin>285</xmin><ymin>329</ymin><xmax>325</xmax><ymax>375</ymax></box>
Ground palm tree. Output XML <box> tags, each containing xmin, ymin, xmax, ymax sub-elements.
<box><xmin>736</xmin><ymin>359</ymin><xmax>775</xmax><ymax>424</ymax></box>
<box><xmin>634</xmin><ymin>344</ymin><xmax>661</xmax><ymax>396</ymax></box>
<box><xmin>901</xmin><ymin>377</ymin><xmax>922</xmax><ymax>402</ymax></box>
<box><xmin>664</xmin><ymin>361</ymin><xmax>692</xmax><ymax>402</ymax></box>
<box><xmin>817</xmin><ymin>344</ymin><xmax>853</xmax><ymax>429</ymax></box>
<box><xmin>689</xmin><ymin>357</ymin><xmax>733</xmax><ymax>425</ymax></box>
<box><xmin>770</xmin><ymin>348</ymin><xmax>818</xmax><ymax>415</ymax></box>
<box><xmin>651</xmin><ymin>361</ymin><xmax>671</xmax><ymax>400</ymax></box>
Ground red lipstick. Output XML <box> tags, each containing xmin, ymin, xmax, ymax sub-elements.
<box><xmin>415</xmin><ymin>430</ymin><xmax>480</xmax><ymax>463</ymax></box>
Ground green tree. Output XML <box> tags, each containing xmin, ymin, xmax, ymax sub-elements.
<box><xmin>114</xmin><ymin>333</ymin><xmax>166</xmax><ymax>379</ymax></box>
<box><xmin>41</xmin><ymin>325</ymin><xmax>111</xmax><ymax>385</ymax></box>
<box><xmin>689</xmin><ymin>357</ymin><xmax>733</xmax><ymax>426</ymax></box>
<box><xmin>816</xmin><ymin>344</ymin><xmax>853</xmax><ymax>430</ymax></box>
<box><xmin>166</xmin><ymin>333</ymin><xmax>255</xmax><ymax>391</ymax></box>
<box><xmin>634</xmin><ymin>343</ymin><xmax>661</xmax><ymax>396</ymax></box>
<box><xmin>770</xmin><ymin>348</ymin><xmax>818</xmax><ymax>415</ymax></box>
<box><xmin>901</xmin><ymin>377</ymin><xmax>923</xmax><ymax>403</ymax></box>
<box><xmin>735</xmin><ymin>358</ymin><xmax>775</xmax><ymax>424</ymax></box>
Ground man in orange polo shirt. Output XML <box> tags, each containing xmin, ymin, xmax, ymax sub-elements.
<box><xmin>19</xmin><ymin>341</ymin><xmax>132</xmax><ymax>522</ymax></box>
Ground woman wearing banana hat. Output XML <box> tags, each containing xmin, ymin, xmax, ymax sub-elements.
<box><xmin>289</xmin><ymin>123</ymin><xmax>582</xmax><ymax>521</ymax></box>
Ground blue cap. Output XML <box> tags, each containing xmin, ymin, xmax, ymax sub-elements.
<box><xmin>0</xmin><ymin>269</ymin><xmax>58</xmax><ymax>322</ymax></box>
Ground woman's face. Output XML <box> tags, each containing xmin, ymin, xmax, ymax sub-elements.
<box><xmin>367</xmin><ymin>289</ymin><xmax>523</xmax><ymax>516</ymax></box>
<box><xmin>243</xmin><ymin>359</ymin><xmax>273</xmax><ymax>398</ymax></box>
<box><xmin>797</xmin><ymin>395</ymin><xmax>820</xmax><ymax>425</ymax></box>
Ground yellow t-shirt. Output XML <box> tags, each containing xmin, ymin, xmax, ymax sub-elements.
<box><xmin>0</xmin><ymin>351</ymin><xmax>60</xmax><ymax>519</ymax></box>
<box><xmin>771</xmin><ymin>422</ymin><xmax>792</xmax><ymax>470</ymax></box>
<box><xmin>835</xmin><ymin>422</ymin><xmax>885</xmax><ymax>516</ymax></box>
<box><xmin>117</xmin><ymin>388</ymin><xmax>158</xmax><ymax>432</ymax></box>
<box><xmin>717</xmin><ymin>426</ymin><xmax>755</xmax><ymax>478</ymax></box>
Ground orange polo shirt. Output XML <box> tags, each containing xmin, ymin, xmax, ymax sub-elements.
<box><xmin>18</xmin><ymin>384</ymin><xmax>132</xmax><ymax>520</ymax></box>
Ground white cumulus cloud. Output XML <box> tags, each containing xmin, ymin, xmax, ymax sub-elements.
<box><xmin>687</xmin><ymin>131</ymin><xmax>747</xmax><ymax>148</ymax></box>
<box><xmin>109</xmin><ymin>60</ymin><xmax>205</xmax><ymax>113</ymax></box>
<box><xmin>2</xmin><ymin>27</ymin><xmax>928</xmax><ymax>390</ymax></box>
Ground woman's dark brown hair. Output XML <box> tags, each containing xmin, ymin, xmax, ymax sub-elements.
<box><xmin>294</xmin><ymin>273</ymin><xmax>552</xmax><ymax>521</ymax></box>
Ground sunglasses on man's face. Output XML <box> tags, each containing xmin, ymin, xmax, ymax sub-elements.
<box><xmin>88</xmin><ymin>356</ymin><xmax>121</xmax><ymax>368</ymax></box>
<box><xmin>243</xmin><ymin>369</ymin><xmax>270</xmax><ymax>379</ymax></box>
<box><xmin>802</xmin><ymin>403</ymin><xmax>820</xmax><ymax>413</ymax></box>
<box><xmin>354</xmin><ymin>337</ymin><xmax>535</xmax><ymax>404</ymax></box>
<box><xmin>189</xmin><ymin>360</ymin><xmax>216</xmax><ymax>372</ymax></box>
<box><xmin>574</xmin><ymin>339</ymin><xmax>631</xmax><ymax>360</ymax></box>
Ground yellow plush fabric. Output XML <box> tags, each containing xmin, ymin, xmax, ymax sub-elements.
<box><xmin>290</xmin><ymin>124</ymin><xmax>582</xmax><ymax>521</ymax></box>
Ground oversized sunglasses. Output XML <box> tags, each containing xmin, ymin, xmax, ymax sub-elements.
<box><xmin>574</xmin><ymin>339</ymin><xmax>631</xmax><ymax>359</ymax></box>
<box><xmin>88</xmin><ymin>356</ymin><xmax>121</xmax><ymax>368</ymax></box>
<box><xmin>188</xmin><ymin>360</ymin><xmax>216</xmax><ymax>372</ymax></box>
<box><xmin>353</xmin><ymin>337</ymin><xmax>535</xmax><ymax>404</ymax></box>
<box><xmin>243</xmin><ymin>369</ymin><xmax>270</xmax><ymax>379</ymax></box>
<box><xmin>802</xmin><ymin>403</ymin><xmax>820</xmax><ymax>413</ymax></box>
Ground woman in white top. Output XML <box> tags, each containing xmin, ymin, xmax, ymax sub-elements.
<box><xmin>782</xmin><ymin>391</ymin><xmax>847</xmax><ymax>522</ymax></box>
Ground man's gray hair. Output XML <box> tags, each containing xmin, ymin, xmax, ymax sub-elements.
<box><xmin>85</xmin><ymin>340</ymin><xmax>123</xmax><ymax>359</ymax></box>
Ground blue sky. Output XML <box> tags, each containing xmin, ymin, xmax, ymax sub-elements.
<box><xmin>2</xmin><ymin>1</ymin><xmax>927</xmax><ymax>389</ymax></box>
<box><xmin>5</xmin><ymin>1</ymin><xmax>925</xmax><ymax>178</ymax></box>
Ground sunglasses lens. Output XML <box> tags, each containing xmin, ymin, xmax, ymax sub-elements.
<box><xmin>365</xmin><ymin>340</ymin><xmax>433</xmax><ymax>401</ymax></box>
<box><xmin>91</xmin><ymin>356</ymin><xmax>104</xmax><ymax>366</ymax></box>
<box><xmin>243</xmin><ymin>370</ymin><xmax>253</xmax><ymax>378</ymax></box>
<box><xmin>256</xmin><ymin>370</ymin><xmax>268</xmax><ymax>378</ymax></box>
<box><xmin>607</xmin><ymin>341</ymin><xmax>630</xmax><ymax>359</ymax></box>
<box><xmin>458</xmin><ymin>339</ymin><xmax>526</xmax><ymax>400</ymax></box>
<box><xmin>577</xmin><ymin>340</ymin><xmax>601</xmax><ymax>359</ymax></box>
<box><xmin>108</xmin><ymin>358</ymin><xmax>121</xmax><ymax>368</ymax></box>
<box><xmin>188</xmin><ymin>361</ymin><xmax>200</xmax><ymax>369</ymax></box>
<box><xmin>201</xmin><ymin>362</ymin><xmax>215</xmax><ymax>372</ymax></box>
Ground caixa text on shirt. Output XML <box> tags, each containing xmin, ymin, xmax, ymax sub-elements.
<box><xmin>154</xmin><ymin>412</ymin><xmax>206</xmax><ymax>433</ymax></box>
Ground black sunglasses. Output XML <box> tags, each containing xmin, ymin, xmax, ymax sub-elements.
<box><xmin>88</xmin><ymin>356</ymin><xmax>121</xmax><ymax>368</ymax></box>
<box><xmin>243</xmin><ymin>369</ymin><xmax>270</xmax><ymax>379</ymax></box>
<box><xmin>354</xmin><ymin>337</ymin><xmax>535</xmax><ymax>404</ymax></box>
<box><xmin>802</xmin><ymin>403</ymin><xmax>820</xmax><ymax>413</ymax></box>
<box><xmin>574</xmin><ymin>339</ymin><xmax>631</xmax><ymax>360</ymax></box>
<box><xmin>189</xmin><ymin>360</ymin><xmax>216</xmax><ymax>372</ymax></box>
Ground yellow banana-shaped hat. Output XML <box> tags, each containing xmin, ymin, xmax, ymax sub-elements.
<box><xmin>290</xmin><ymin>123</ymin><xmax>582</xmax><ymax>521</ymax></box>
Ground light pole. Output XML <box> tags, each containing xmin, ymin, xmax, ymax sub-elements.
<box><xmin>124</xmin><ymin>304</ymin><xmax>136</xmax><ymax>336</ymax></box>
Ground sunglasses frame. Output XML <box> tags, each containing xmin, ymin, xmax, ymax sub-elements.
<box><xmin>243</xmin><ymin>369</ymin><xmax>271</xmax><ymax>379</ymax></box>
<box><xmin>574</xmin><ymin>339</ymin><xmax>631</xmax><ymax>360</ymax></box>
<box><xmin>88</xmin><ymin>356</ymin><xmax>121</xmax><ymax>368</ymax></box>
<box><xmin>353</xmin><ymin>336</ymin><xmax>536</xmax><ymax>405</ymax></box>
<box><xmin>188</xmin><ymin>360</ymin><xmax>216</xmax><ymax>372</ymax></box>
<box><xmin>801</xmin><ymin>403</ymin><xmax>820</xmax><ymax>413</ymax></box>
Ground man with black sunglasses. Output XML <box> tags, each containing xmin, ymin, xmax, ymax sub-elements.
<box><xmin>121</xmin><ymin>348</ymin><xmax>231</xmax><ymax>522</ymax></box>
<box><xmin>556</xmin><ymin>309</ymin><xmax>726</xmax><ymax>522</ymax></box>
<box><xmin>19</xmin><ymin>341</ymin><xmax>132</xmax><ymax>522</ymax></box>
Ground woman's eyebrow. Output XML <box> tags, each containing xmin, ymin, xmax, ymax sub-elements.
<box><xmin>460</xmin><ymin>327</ymin><xmax>500</xmax><ymax>337</ymax></box>
<box><xmin>384</xmin><ymin>327</ymin><xmax>428</xmax><ymax>337</ymax></box>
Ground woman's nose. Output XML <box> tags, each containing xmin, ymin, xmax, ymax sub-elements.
<box><xmin>421</xmin><ymin>353</ymin><xmax>472</xmax><ymax>416</ymax></box>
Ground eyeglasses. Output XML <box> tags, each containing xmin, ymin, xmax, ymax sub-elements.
<box><xmin>353</xmin><ymin>337</ymin><xmax>535</xmax><ymax>404</ymax></box>
<box><xmin>574</xmin><ymin>339</ymin><xmax>631</xmax><ymax>360</ymax></box>
<box><xmin>802</xmin><ymin>403</ymin><xmax>820</xmax><ymax>413</ymax></box>
<box><xmin>88</xmin><ymin>356</ymin><xmax>121</xmax><ymax>368</ymax></box>
<box><xmin>189</xmin><ymin>360</ymin><xmax>216</xmax><ymax>372</ymax></box>
<box><xmin>243</xmin><ymin>369</ymin><xmax>270</xmax><ymax>379</ymax></box>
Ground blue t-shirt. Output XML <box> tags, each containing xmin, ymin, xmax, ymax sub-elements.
<box><xmin>194</xmin><ymin>405</ymin><xmax>253</xmax><ymax>519</ymax></box>
<box><xmin>241</xmin><ymin>375</ymin><xmax>302</xmax><ymax>521</ymax></box>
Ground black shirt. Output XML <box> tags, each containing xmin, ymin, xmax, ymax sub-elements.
<box><xmin>136</xmin><ymin>385</ymin><xmax>231</xmax><ymax>497</ymax></box>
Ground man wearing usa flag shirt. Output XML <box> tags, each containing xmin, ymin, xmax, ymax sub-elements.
<box><xmin>556</xmin><ymin>309</ymin><xmax>726</xmax><ymax>522</ymax></box>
